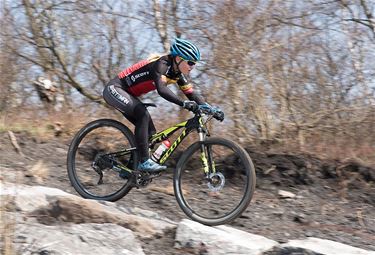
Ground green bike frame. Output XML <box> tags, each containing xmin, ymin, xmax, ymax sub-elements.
<box><xmin>150</xmin><ymin>115</ymin><xmax>204</xmax><ymax>164</ymax></box>
<box><xmin>114</xmin><ymin>114</ymin><xmax>215</xmax><ymax>175</ymax></box>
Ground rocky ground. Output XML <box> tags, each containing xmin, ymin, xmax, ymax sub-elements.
<box><xmin>1</xmin><ymin>131</ymin><xmax>374</xmax><ymax>254</ymax></box>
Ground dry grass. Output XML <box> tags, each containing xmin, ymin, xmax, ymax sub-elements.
<box><xmin>261</xmin><ymin>134</ymin><xmax>375</xmax><ymax>167</ymax></box>
<box><xmin>0</xmin><ymin>107</ymin><xmax>114</xmax><ymax>139</ymax></box>
<box><xmin>2</xmin><ymin>106</ymin><xmax>375</xmax><ymax>166</ymax></box>
<box><xmin>28</xmin><ymin>160</ymin><xmax>49</xmax><ymax>184</ymax></box>
<box><xmin>305</xmin><ymin>139</ymin><xmax>375</xmax><ymax>166</ymax></box>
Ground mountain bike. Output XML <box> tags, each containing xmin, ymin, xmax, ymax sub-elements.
<box><xmin>67</xmin><ymin>104</ymin><xmax>256</xmax><ymax>226</ymax></box>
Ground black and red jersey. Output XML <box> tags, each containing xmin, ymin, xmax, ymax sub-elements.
<box><xmin>116</xmin><ymin>54</ymin><xmax>204</xmax><ymax>106</ymax></box>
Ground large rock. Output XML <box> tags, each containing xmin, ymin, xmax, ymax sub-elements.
<box><xmin>1</xmin><ymin>182</ymin><xmax>175</xmax><ymax>239</ymax></box>
<box><xmin>3</xmin><ymin>182</ymin><xmax>374</xmax><ymax>255</ymax></box>
<box><xmin>175</xmin><ymin>219</ymin><xmax>278</xmax><ymax>255</ymax></box>
<box><xmin>13</xmin><ymin>222</ymin><xmax>144</xmax><ymax>255</ymax></box>
<box><xmin>281</xmin><ymin>237</ymin><xmax>375</xmax><ymax>255</ymax></box>
<box><xmin>1</xmin><ymin>182</ymin><xmax>70</xmax><ymax>211</ymax></box>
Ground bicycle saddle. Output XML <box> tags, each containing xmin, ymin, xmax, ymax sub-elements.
<box><xmin>143</xmin><ymin>103</ymin><xmax>157</xmax><ymax>108</ymax></box>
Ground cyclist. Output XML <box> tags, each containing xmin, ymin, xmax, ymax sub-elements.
<box><xmin>103</xmin><ymin>38</ymin><xmax>224</xmax><ymax>173</ymax></box>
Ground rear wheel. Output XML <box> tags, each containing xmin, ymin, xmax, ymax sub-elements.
<box><xmin>67</xmin><ymin>119</ymin><xmax>138</xmax><ymax>201</ymax></box>
<box><xmin>174</xmin><ymin>137</ymin><xmax>256</xmax><ymax>226</ymax></box>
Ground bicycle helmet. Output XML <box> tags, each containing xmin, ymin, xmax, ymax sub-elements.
<box><xmin>170</xmin><ymin>38</ymin><xmax>201</xmax><ymax>62</ymax></box>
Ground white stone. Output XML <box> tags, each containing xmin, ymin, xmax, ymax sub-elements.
<box><xmin>1</xmin><ymin>182</ymin><xmax>175</xmax><ymax>239</ymax></box>
<box><xmin>2</xmin><ymin>183</ymin><xmax>70</xmax><ymax>197</ymax></box>
<box><xmin>278</xmin><ymin>189</ymin><xmax>296</xmax><ymax>198</ymax></box>
<box><xmin>13</xmin><ymin>222</ymin><xmax>145</xmax><ymax>255</ymax></box>
<box><xmin>282</xmin><ymin>237</ymin><xmax>375</xmax><ymax>255</ymax></box>
<box><xmin>175</xmin><ymin>219</ymin><xmax>278</xmax><ymax>255</ymax></box>
<box><xmin>1</xmin><ymin>183</ymin><xmax>73</xmax><ymax>211</ymax></box>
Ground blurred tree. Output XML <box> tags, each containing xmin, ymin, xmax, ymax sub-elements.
<box><xmin>0</xmin><ymin>21</ymin><xmax>17</xmax><ymax>112</ymax></box>
<box><xmin>0</xmin><ymin>0</ymin><xmax>374</xmax><ymax>160</ymax></box>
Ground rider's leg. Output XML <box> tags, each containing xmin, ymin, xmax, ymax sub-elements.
<box><xmin>103</xmin><ymin>81</ymin><xmax>165</xmax><ymax>172</ymax></box>
<box><xmin>133</xmin><ymin>104</ymin><xmax>166</xmax><ymax>172</ymax></box>
<box><xmin>103</xmin><ymin>80</ymin><xmax>135</xmax><ymax>116</ymax></box>
<box><xmin>118</xmin><ymin>113</ymin><xmax>155</xmax><ymax>142</ymax></box>
<box><xmin>148</xmin><ymin>118</ymin><xmax>157</xmax><ymax>138</ymax></box>
<box><xmin>133</xmin><ymin>104</ymin><xmax>151</xmax><ymax>162</ymax></box>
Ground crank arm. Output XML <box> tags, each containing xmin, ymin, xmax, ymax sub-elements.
<box><xmin>92</xmin><ymin>163</ymin><xmax>104</xmax><ymax>185</ymax></box>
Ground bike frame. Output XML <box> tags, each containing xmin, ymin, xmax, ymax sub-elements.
<box><xmin>149</xmin><ymin>114</ymin><xmax>206</xmax><ymax>164</ymax></box>
<box><xmin>108</xmin><ymin>113</ymin><xmax>214</xmax><ymax>175</ymax></box>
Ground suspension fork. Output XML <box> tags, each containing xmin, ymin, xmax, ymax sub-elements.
<box><xmin>198</xmin><ymin>128</ymin><xmax>216</xmax><ymax>175</ymax></box>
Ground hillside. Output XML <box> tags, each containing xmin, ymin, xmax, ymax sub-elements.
<box><xmin>1</xmin><ymin>131</ymin><xmax>374</xmax><ymax>254</ymax></box>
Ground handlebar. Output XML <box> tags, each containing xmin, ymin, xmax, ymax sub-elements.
<box><xmin>194</xmin><ymin>107</ymin><xmax>224</xmax><ymax>122</ymax></box>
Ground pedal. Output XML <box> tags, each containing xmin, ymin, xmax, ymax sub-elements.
<box><xmin>142</xmin><ymin>172</ymin><xmax>161</xmax><ymax>180</ymax></box>
<box><xmin>130</xmin><ymin>171</ymin><xmax>162</xmax><ymax>188</ymax></box>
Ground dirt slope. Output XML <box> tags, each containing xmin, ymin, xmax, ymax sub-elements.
<box><xmin>1</xmin><ymin>131</ymin><xmax>374</xmax><ymax>252</ymax></box>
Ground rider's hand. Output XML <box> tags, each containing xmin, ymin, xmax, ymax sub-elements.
<box><xmin>198</xmin><ymin>103</ymin><xmax>213</xmax><ymax>114</ymax></box>
<box><xmin>213</xmin><ymin>107</ymin><xmax>224</xmax><ymax>121</ymax></box>
<box><xmin>183</xmin><ymin>100</ymin><xmax>198</xmax><ymax>112</ymax></box>
<box><xmin>199</xmin><ymin>103</ymin><xmax>224</xmax><ymax>121</ymax></box>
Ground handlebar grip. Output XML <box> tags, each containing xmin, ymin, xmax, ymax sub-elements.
<box><xmin>213</xmin><ymin>111</ymin><xmax>224</xmax><ymax>121</ymax></box>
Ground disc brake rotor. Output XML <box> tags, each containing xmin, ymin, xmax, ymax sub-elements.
<box><xmin>207</xmin><ymin>172</ymin><xmax>225</xmax><ymax>192</ymax></box>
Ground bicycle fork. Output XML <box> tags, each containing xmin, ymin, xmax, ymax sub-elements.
<box><xmin>199</xmin><ymin>130</ymin><xmax>216</xmax><ymax>176</ymax></box>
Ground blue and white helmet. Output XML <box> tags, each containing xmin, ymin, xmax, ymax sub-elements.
<box><xmin>170</xmin><ymin>38</ymin><xmax>201</xmax><ymax>62</ymax></box>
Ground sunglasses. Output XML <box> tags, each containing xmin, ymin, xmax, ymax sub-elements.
<box><xmin>186</xmin><ymin>61</ymin><xmax>196</xmax><ymax>66</ymax></box>
<box><xmin>180</xmin><ymin>57</ymin><xmax>196</xmax><ymax>66</ymax></box>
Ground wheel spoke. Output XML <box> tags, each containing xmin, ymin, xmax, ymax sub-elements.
<box><xmin>67</xmin><ymin>120</ymin><xmax>137</xmax><ymax>201</ymax></box>
<box><xmin>175</xmin><ymin>138</ymin><xmax>256</xmax><ymax>225</ymax></box>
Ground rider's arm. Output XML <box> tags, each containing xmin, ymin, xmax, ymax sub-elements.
<box><xmin>152</xmin><ymin>60</ymin><xmax>184</xmax><ymax>106</ymax></box>
<box><xmin>177</xmin><ymin>74</ymin><xmax>205</xmax><ymax>105</ymax></box>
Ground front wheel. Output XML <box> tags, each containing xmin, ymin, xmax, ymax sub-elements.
<box><xmin>174</xmin><ymin>137</ymin><xmax>256</xmax><ymax>226</ymax></box>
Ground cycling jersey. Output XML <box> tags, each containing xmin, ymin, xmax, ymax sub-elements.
<box><xmin>103</xmin><ymin>54</ymin><xmax>205</xmax><ymax>162</ymax></box>
<box><xmin>117</xmin><ymin>54</ymin><xmax>204</xmax><ymax>105</ymax></box>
